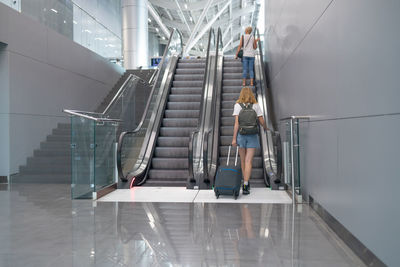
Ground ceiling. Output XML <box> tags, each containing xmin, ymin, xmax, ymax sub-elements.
<box><xmin>147</xmin><ymin>0</ymin><xmax>262</xmax><ymax>56</ymax></box>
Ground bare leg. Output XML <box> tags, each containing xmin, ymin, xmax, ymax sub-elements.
<box><xmin>243</xmin><ymin>148</ymin><xmax>256</xmax><ymax>182</ymax></box>
<box><xmin>238</xmin><ymin>147</ymin><xmax>246</xmax><ymax>179</ymax></box>
<box><xmin>242</xmin><ymin>78</ymin><xmax>246</xmax><ymax>86</ymax></box>
<box><xmin>250</xmin><ymin>78</ymin><xmax>254</xmax><ymax>86</ymax></box>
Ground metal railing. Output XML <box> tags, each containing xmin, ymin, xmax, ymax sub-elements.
<box><xmin>281</xmin><ymin>116</ymin><xmax>309</xmax><ymax>203</ymax></box>
<box><xmin>201</xmin><ymin>27</ymin><xmax>224</xmax><ymax>186</ymax></box>
<box><xmin>254</xmin><ymin>28</ymin><xmax>282</xmax><ymax>188</ymax></box>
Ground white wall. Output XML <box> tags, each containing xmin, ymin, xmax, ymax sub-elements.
<box><xmin>0</xmin><ymin>3</ymin><xmax>124</xmax><ymax>175</ymax></box>
<box><xmin>266</xmin><ymin>0</ymin><xmax>400</xmax><ymax>265</ymax></box>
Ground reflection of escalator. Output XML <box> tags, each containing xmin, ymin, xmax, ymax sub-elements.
<box><xmin>147</xmin><ymin>59</ymin><xmax>205</xmax><ymax>186</ymax></box>
<box><xmin>218</xmin><ymin>58</ymin><xmax>266</xmax><ymax>187</ymax></box>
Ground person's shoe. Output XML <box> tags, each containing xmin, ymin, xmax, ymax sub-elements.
<box><xmin>242</xmin><ymin>184</ymin><xmax>250</xmax><ymax>195</ymax></box>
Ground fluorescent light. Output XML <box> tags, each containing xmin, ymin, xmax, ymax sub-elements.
<box><xmin>95</xmin><ymin>37</ymin><xmax>103</xmax><ymax>40</ymax></box>
<box><xmin>190</xmin><ymin>16</ymin><xmax>193</xmax><ymax>22</ymax></box>
<box><xmin>162</xmin><ymin>36</ymin><xmax>166</xmax><ymax>40</ymax></box>
<box><xmin>50</xmin><ymin>8</ymin><xmax>58</xmax><ymax>13</ymax></box>
<box><xmin>73</xmin><ymin>20</ymin><xmax>77</xmax><ymax>24</ymax></box>
<box><xmin>148</xmin><ymin>18</ymin><xmax>151</xmax><ymax>22</ymax></box>
<box><xmin>155</xmin><ymin>28</ymin><xmax>159</xmax><ymax>32</ymax></box>
<box><xmin>83</xmin><ymin>29</ymin><xmax>92</xmax><ymax>33</ymax></box>
<box><xmin>184</xmin><ymin>4</ymin><xmax>188</xmax><ymax>9</ymax></box>
<box><xmin>63</xmin><ymin>20</ymin><xmax>66</xmax><ymax>24</ymax></box>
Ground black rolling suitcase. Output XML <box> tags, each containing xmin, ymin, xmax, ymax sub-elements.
<box><xmin>214</xmin><ymin>145</ymin><xmax>242</xmax><ymax>199</ymax></box>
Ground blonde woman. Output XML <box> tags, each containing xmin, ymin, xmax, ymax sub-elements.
<box><xmin>235</xmin><ymin>26</ymin><xmax>260</xmax><ymax>86</ymax></box>
<box><xmin>232</xmin><ymin>87</ymin><xmax>268</xmax><ymax>194</ymax></box>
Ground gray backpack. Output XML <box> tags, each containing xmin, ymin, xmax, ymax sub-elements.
<box><xmin>238</xmin><ymin>103</ymin><xmax>258</xmax><ymax>135</ymax></box>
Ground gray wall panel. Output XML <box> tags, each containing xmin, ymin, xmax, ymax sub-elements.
<box><xmin>0</xmin><ymin>49</ymin><xmax>10</xmax><ymax>176</ymax></box>
<box><xmin>0</xmin><ymin>4</ymin><xmax>124</xmax><ymax>175</ymax></box>
<box><xmin>266</xmin><ymin>0</ymin><xmax>400</xmax><ymax>265</ymax></box>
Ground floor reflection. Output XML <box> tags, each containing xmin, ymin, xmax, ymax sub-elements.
<box><xmin>0</xmin><ymin>184</ymin><xmax>365</xmax><ymax>267</ymax></box>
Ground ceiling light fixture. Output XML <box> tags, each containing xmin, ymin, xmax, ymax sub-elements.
<box><xmin>50</xmin><ymin>8</ymin><xmax>58</xmax><ymax>13</ymax></box>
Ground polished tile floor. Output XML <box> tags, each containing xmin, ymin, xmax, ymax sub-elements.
<box><xmin>0</xmin><ymin>184</ymin><xmax>365</xmax><ymax>267</ymax></box>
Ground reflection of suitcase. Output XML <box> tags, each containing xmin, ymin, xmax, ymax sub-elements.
<box><xmin>214</xmin><ymin>145</ymin><xmax>242</xmax><ymax>199</ymax></box>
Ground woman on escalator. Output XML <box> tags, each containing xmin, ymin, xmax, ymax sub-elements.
<box><xmin>232</xmin><ymin>87</ymin><xmax>268</xmax><ymax>195</ymax></box>
<box><xmin>235</xmin><ymin>26</ymin><xmax>260</xmax><ymax>86</ymax></box>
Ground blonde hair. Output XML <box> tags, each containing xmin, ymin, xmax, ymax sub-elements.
<box><xmin>236</xmin><ymin>87</ymin><xmax>257</xmax><ymax>104</ymax></box>
<box><xmin>245</xmin><ymin>26</ymin><xmax>253</xmax><ymax>34</ymax></box>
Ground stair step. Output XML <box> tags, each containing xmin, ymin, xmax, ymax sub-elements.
<box><xmin>12</xmin><ymin>174</ymin><xmax>71</xmax><ymax>184</ymax></box>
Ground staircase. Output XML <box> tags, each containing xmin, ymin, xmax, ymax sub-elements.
<box><xmin>147</xmin><ymin>58</ymin><xmax>205</xmax><ymax>187</ymax></box>
<box><xmin>12</xmin><ymin>70</ymin><xmax>153</xmax><ymax>184</ymax></box>
<box><xmin>218</xmin><ymin>57</ymin><xmax>265</xmax><ymax>187</ymax></box>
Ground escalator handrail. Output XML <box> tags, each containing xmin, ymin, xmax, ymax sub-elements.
<box><xmin>117</xmin><ymin>29</ymin><xmax>183</xmax><ymax>182</ymax></box>
<box><xmin>188</xmin><ymin>28</ymin><xmax>215</xmax><ymax>185</ymax></box>
<box><xmin>202</xmin><ymin>27</ymin><xmax>223</xmax><ymax>183</ymax></box>
<box><xmin>254</xmin><ymin>28</ymin><xmax>282</xmax><ymax>184</ymax></box>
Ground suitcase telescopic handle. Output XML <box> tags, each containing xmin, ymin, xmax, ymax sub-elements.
<box><xmin>226</xmin><ymin>145</ymin><xmax>239</xmax><ymax>166</ymax></box>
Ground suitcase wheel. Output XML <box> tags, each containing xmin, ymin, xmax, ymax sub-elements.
<box><xmin>234</xmin><ymin>190</ymin><xmax>239</xmax><ymax>200</ymax></box>
<box><xmin>215</xmin><ymin>191</ymin><xmax>220</xmax><ymax>199</ymax></box>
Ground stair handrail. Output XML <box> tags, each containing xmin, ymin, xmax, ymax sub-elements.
<box><xmin>117</xmin><ymin>29</ymin><xmax>183</xmax><ymax>184</ymax></box>
<box><xmin>188</xmin><ymin>28</ymin><xmax>215</xmax><ymax>187</ymax></box>
<box><xmin>63</xmin><ymin>74</ymin><xmax>146</xmax><ymax>122</ymax></box>
<box><xmin>202</xmin><ymin>27</ymin><xmax>224</xmax><ymax>185</ymax></box>
<box><xmin>254</xmin><ymin>28</ymin><xmax>282</xmax><ymax>186</ymax></box>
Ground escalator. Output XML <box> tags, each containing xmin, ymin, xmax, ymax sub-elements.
<box><xmin>218</xmin><ymin>57</ymin><xmax>265</xmax><ymax>187</ymax></box>
<box><xmin>193</xmin><ymin>27</ymin><xmax>282</xmax><ymax>190</ymax></box>
<box><xmin>117</xmin><ymin>29</ymin><xmax>211</xmax><ymax>188</ymax></box>
<box><xmin>147</xmin><ymin>58</ymin><xmax>205</xmax><ymax>186</ymax></box>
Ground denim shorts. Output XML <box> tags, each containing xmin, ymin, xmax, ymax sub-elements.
<box><xmin>237</xmin><ymin>134</ymin><xmax>260</xmax><ymax>148</ymax></box>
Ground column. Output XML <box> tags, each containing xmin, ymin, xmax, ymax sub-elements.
<box><xmin>122</xmin><ymin>0</ymin><xmax>148</xmax><ymax>69</ymax></box>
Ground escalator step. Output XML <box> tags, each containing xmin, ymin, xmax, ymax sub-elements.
<box><xmin>177</xmin><ymin>63</ymin><xmax>205</xmax><ymax>69</ymax></box>
<box><xmin>223</xmin><ymin>79</ymin><xmax>243</xmax><ymax>86</ymax></box>
<box><xmin>223</xmin><ymin>67</ymin><xmax>243</xmax><ymax>73</ymax></box>
<box><xmin>159</xmin><ymin>127</ymin><xmax>196</xmax><ymax>137</ymax></box>
<box><xmin>173</xmin><ymin>80</ymin><xmax>203</xmax><ymax>87</ymax></box>
<box><xmin>223</xmin><ymin>73</ymin><xmax>242</xmax><ymax>79</ymax></box>
<box><xmin>222</xmin><ymin>93</ymin><xmax>240</xmax><ymax>101</ymax></box>
<box><xmin>148</xmin><ymin>169</ymin><xmax>189</xmax><ymax>179</ymax></box>
<box><xmin>221</xmin><ymin>100</ymin><xmax>236</xmax><ymax>109</ymax></box>
<box><xmin>162</xmin><ymin>118</ymin><xmax>197</xmax><ymax>127</ymax></box>
<box><xmin>220</xmin><ymin>117</ymin><xmax>234</xmax><ymax>126</ymax></box>
<box><xmin>175</xmin><ymin>68</ymin><xmax>205</xmax><ymax>75</ymax></box>
<box><xmin>221</xmin><ymin>109</ymin><xmax>234</xmax><ymax>117</ymax></box>
<box><xmin>157</xmin><ymin>137</ymin><xmax>189</xmax><ymax>147</ymax></box>
<box><xmin>174</xmin><ymin>74</ymin><xmax>204</xmax><ymax>81</ymax></box>
<box><xmin>171</xmin><ymin>87</ymin><xmax>202</xmax><ymax>94</ymax></box>
<box><xmin>219</xmin><ymin>157</ymin><xmax>263</xmax><ymax>168</ymax></box>
<box><xmin>154</xmin><ymin>147</ymin><xmax>188</xmax><ymax>158</ymax></box>
<box><xmin>169</xmin><ymin>94</ymin><xmax>202</xmax><ymax>102</ymax></box>
<box><xmin>164</xmin><ymin>110</ymin><xmax>199</xmax><ymax>118</ymax></box>
<box><xmin>222</xmin><ymin>86</ymin><xmax>243</xmax><ymax>93</ymax></box>
<box><xmin>152</xmin><ymin>158</ymin><xmax>188</xmax><ymax>169</ymax></box>
<box><xmin>219</xmin><ymin>146</ymin><xmax>262</xmax><ymax>157</ymax></box>
<box><xmin>168</xmin><ymin>102</ymin><xmax>200</xmax><ymax>110</ymax></box>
